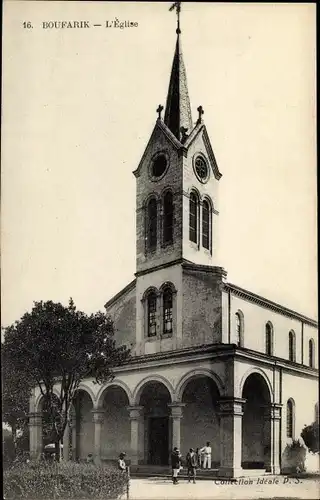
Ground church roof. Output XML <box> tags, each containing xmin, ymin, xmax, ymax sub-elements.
<box><xmin>164</xmin><ymin>33</ymin><xmax>193</xmax><ymax>142</ymax></box>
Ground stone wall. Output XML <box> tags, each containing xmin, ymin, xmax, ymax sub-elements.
<box><xmin>105</xmin><ymin>282</ymin><xmax>136</xmax><ymax>351</ymax></box>
<box><xmin>181</xmin><ymin>267</ymin><xmax>222</xmax><ymax>348</ymax></box>
<box><xmin>135</xmin><ymin>124</ymin><xmax>183</xmax><ymax>274</ymax></box>
<box><xmin>182</xmin><ymin>128</ymin><xmax>220</xmax><ymax>267</ymax></box>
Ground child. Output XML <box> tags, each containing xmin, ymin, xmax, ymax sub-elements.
<box><xmin>117</xmin><ymin>452</ymin><xmax>126</xmax><ymax>471</ymax></box>
<box><xmin>86</xmin><ymin>453</ymin><xmax>94</xmax><ymax>464</ymax></box>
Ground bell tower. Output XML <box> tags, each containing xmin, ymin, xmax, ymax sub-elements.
<box><xmin>133</xmin><ymin>3</ymin><xmax>222</xmax><ymax>276</ymax></box>
<box><xmin>133</xmin><ymin>3</ymin><xmax>223</xmax><ymax>355</ymax></box>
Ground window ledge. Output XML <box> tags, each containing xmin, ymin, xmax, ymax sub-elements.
<box><xmin>145</xmin><ymin>335</ymin><xmax>158</xmax><ymax>342</ymax></box>
<box><xmin>202</xmin><ymin>247</ymin><xmax>212</xmax><ymax>256</ymax></box>
<box><xmin>189</xmin><ymin>240</ymin><xmax>199</xmax><ymax>251</ymax></box>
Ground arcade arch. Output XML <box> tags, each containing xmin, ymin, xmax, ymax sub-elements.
<box><xmin>180</xmin><ymin>374</ymin><xmax>221</xmax><ymax>466</ymax></box>
<box><xmin>138</xmin><ymin>381</ymin><xmax>172</xmax><ymax>465</ymax></box>
<box><xmin>241</xmin><ymin>373</ymin><xmax>271</xmax><ymax>470</ymax></box>
<box><xmin>100</xmin><ymin>385</ymin><xmax>131</xmax><ymax>460</ymax></box>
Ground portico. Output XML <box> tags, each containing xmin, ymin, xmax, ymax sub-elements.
<box><xmin>29</xmin><ymin>348</ymin><xmax>293</xmax><ymax>477</ymax></box>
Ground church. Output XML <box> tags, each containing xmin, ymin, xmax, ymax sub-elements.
<box><xmin>29</xmin><ymin>7</ymin><xmax>318</xmax><ymax>478</ymax></box>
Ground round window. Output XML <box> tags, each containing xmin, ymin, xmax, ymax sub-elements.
<box><xmin>194</xmin><ymin>155</ymin><xmax>209</xmax><ymax>182</ymax></box>
<box><xmin>152</xmin><ymin>154</ymin><xmax>167</xmax><ymax>178</ymax></box>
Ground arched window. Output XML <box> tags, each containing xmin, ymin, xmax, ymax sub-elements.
<box><xmin>235</xmin><ymin>311</ymin><xmax>244</xmax><ymax>347</ymax></box>
<box><xmin>289</xmin><ymin>331</ymin><xmax>296</xmax><ymax>362</ymax></box>
<box><xmin>146</xmin><ymin>198</ymin><xmax>157</xmax><ymax>251</ymax></box>
<box><xmin>163</xmin><ymin>191</ymin><xmax>173</xmax><ymax>245</ymax></box>
<box><xmin>189</xmin><ymin>192</ymin><xmax>198</xmax><ymax>243</ymax></box>
<box><xmin>309</xmin><ymin>339</ymin><xmax>315</xmax><ymax>367</ymax></box>
<box><xmin>147</xmin><ymin>292</ymin><xmax>157</xmax><ymax>337</ymax></box>
<box><xmin>265</xmin><ymin>323</ymin><xmax>273</xmax><ymax>356</ymax></box>
<box><xmin>162</xmin><ymin>287</ymin><xmax>173</xmax><ymax>335</ymax></box>
<box><xmin>286</xmin><ymin>399</ymin><xmax>295</xmax><ymax>438</ymax></box>
<box><xmin>202</xmin><ymin>200</ymin><xmax>210</xmax><ymax>250</ymax></box>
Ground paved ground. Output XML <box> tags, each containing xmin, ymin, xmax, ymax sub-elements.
<box><xmin>125</xmin><ymin>476</ymin><xmax>320</xmax><ymax>500</ymax></box>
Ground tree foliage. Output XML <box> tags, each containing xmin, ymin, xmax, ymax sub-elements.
<box><xmin>3</xmin><ymin>299</ymin><xmax>131</xmax><ymax>450</ymax></box>
<box><xmin>2</xmin><ymin>344</ymin><xmax>33</xmax><ymax>456</ymax></box>
<box><xmin>301</xmin><ymin>421</ymin><xmax>319</xmax><ymax>454</ymax></box>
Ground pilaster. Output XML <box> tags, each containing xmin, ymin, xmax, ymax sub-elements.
<box><xmin>218</xmin><ymin>398</ymin><xmax>246</xmax><ymax>478</ymax></box>
<box><xmin>92</xmin><ymin>409</ymin><xmax>105</xmax><ymax>465</ymax></box>
<box><xmin>127</xmin><ymin>406</ymin><xmax>144</xmax><ymax>465</ymax></box>
<box><xmin>263</xmin><ymin>403</ymin><xmax>282</xmax><ymax>474</ymax></box>
<box><xmin>29</xmin><ymin>412</ymin><xmax>43</xmax><ymax>461</ymax></box>
<box><xmin>168</xmin><ymin>403</ymin><xmax>185</xmax><ymax>450</ymax></box>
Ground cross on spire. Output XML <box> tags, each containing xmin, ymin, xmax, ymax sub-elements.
<box><xmin>156</xmin><ymin>104</ymin><xmax>164</xmax><ymax>120</ymax></box>
<box><xmin>169</xmin><ymin>1</ymin><xmax>181</xmax><ymax>34</ymax></box>
<box><xmin>197</xmin><ymin>105</ymin><xmax>204</xmax><ymax>124</ymax></box>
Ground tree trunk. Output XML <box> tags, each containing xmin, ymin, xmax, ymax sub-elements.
<box><xmin>11</xmin><ymin>422</ymin><xmax>17</xmax><ymax>460</ymax></box>
<box><xmin>55</xmin><ymin>440</ymin><xmax>61</xmax><ymax>462</ymax></box>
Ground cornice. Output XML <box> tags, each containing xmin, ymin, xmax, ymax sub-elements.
<box><xmin>113</xmin><ymin>342</ymin><xmax>318</xmax><ymax>379</ymax></box>
<box><xmin>182</xmin><ymin>260</ymin><xmax>227</xmax><ymax>278</ymax></box>
<box><xmin>135</xmin><ymin>258</ymin><xmax>184</xmax><ymax>278</ymax></box>
<box><xmin>135</xmin><ymin>259</ymin><xmax>228</xmax><ymax>279</ymax></box>
<box><xmin>223</xmin><ymin>282</ymin><xmax>318</xmax><ymax>327</ymax></box>
<box><xmin>234</xmin><ymin>345</ymin><xmax>318</xmax><ymax>377</ymax></box>
<box><xmin>114</xmin><ymin>343</ymin><xmax>231</xmax><ymax>372</ymax></box>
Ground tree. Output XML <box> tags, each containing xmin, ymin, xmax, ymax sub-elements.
<box><xmin>2</xmin><ymin>344</ymin><xmax>33</xmax><ymax>458</ymax></box>
<box><xmin>301</xmin><ymin>422</ymin><xmax>319</xmax><ymax>454</ymax></box>
<box><xmin>3</xmin><ymin>299</ymin><xmax>131</xmax><ymax>459</ymax></box>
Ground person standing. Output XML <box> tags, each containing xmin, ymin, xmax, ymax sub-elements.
<box><xmin>200</xmin><ymin>441</ymin><xmax>212</xmax><ymax>469</ymax></box>
<box><xmin>186</xmin><ymin>448</ymin><xmax>197</xmax><ymax>484</ymax></box>
<box><xmin>195</xmin><ymin>448</ymin><xmax>201</xmax><ymax>468</ymax></box>
<box><xmin>171</xmin><ymin>447</ymin><xmax>182</xmax><ymax>484</ymax></box>
<box><xmin>117</xmin><ymin>452</ymin><xmax>126</xmax><ymax>471</ymax></box>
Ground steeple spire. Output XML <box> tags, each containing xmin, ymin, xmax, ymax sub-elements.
<box><xmin>164</xmin><ymin>2</ymin><xmax>193</xmax><ymax>142</ymax></box>
<box><xmin>169</xmin><ymin>1</ymin><xmax>181</xmax><ymax>34</ymax></box>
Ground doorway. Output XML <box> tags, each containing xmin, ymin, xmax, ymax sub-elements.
<box><xmin>148</xmin><ymin>417</ymin><xmax>169</xmax><ymax>465</ymax></box>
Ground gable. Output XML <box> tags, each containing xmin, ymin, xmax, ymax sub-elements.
<box><xmin>133</xmin><ymin>120</ymin><xmax>183</xmax><ymax>178</ymax></box>
<box><xmin>105</xmin><ymin>279</ymin><xmax>136</xmax><ymax>311</ymax></box>
<box><xmin>185</xmin><ymin>124</ymin><xmax>222</xmax><ymax>180</ymax></box>
<box><xmin>105</xmin><ymin>279</ymin><xmax>136</xmax><ymax>349</ymax></box>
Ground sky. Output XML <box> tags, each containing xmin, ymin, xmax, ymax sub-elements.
<box><xmin>2</xmin><ymin>2</ymin><xmax>317</xmax><ymax>327</ymax></box>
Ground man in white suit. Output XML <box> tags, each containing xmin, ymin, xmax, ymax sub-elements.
<box><xmin>200</xmin><ymin>441</ymin><xmax>212</xmax><ymax>469</ymax></box>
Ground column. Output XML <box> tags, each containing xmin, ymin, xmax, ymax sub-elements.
<box><xmin>168</xmin><ymin>403</ymin><xmax>185</xmax><ymax>451</ymax></box>
<box><xmin>270</xmin><ymin>403</ymin><xmax>282</xmax><ymax>474</ymax></box>
<box><xmin>127</xmin><ymin>406</ymin><xmax>144</xmax><ymax>466</ymax></box>
<box><xmin>92</xmin><ymin>409</ymin><xmax>105</xmax><ymax>465</ymax></box>
<box><xmin>218</xmin><ymin>398</ymin><xmax>246</xmax><ymax>478</ymax></box>
<box><xmin>29</xmin><ymin>412</ymin><xmax>43</xmax><ymax>461</ymax></box>
<box><xmin>262</xmin><ymin>405</ymin><xmax>272</xmax><ymax>471</ymax></box>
